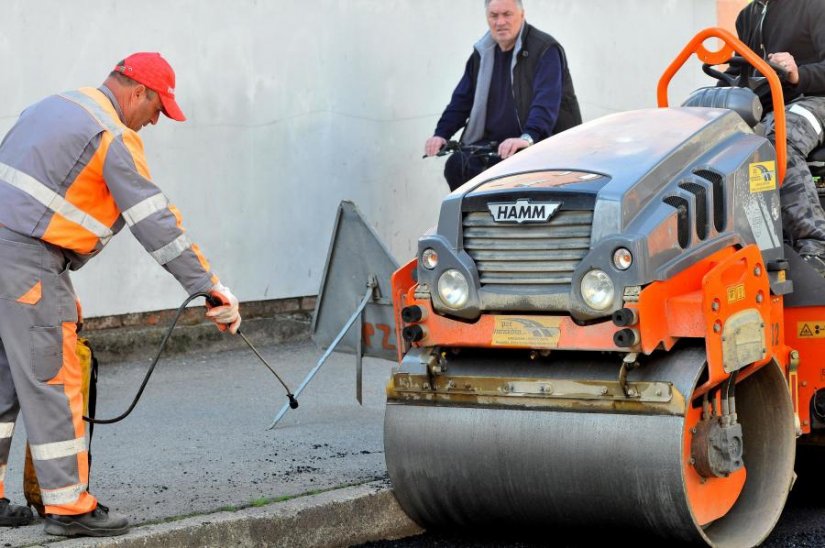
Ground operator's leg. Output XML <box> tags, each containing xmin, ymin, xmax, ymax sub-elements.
<box><xmin>0</xmin><ymin>229</ymin><xmax>97</xmax><ymax>517</ymax></box>
<box><xmin>765</xmin><ymin>97</ymin><xmax>825</xmax><ymax>269</ymax></box>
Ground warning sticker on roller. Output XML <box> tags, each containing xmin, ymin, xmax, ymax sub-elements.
<box><xmin>492</xmin><ymin>317</ymin><xmax>562</xmax><ymax>348</ymax></box>
<box><xmin>727</xmin><ymin>283</ymin><xmax>746</xmax><ymax>304</ymax></box>
<box><xmin>797</xmin><ymin>322</ymin><xmax>825</xmax><ymax>338</ymax></box>
<box><xmin>749</xmin><ymin>161</ymin><xmax>777</xmax><ymax>193</ymax></box>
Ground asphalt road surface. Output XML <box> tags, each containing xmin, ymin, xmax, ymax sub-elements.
<box><xmin>4</xmin><ymin>339</ymin><xmax>391</xmax><ymax>546</ymax></box>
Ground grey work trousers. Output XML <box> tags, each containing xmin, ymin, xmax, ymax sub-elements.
<box><xmin>0</xmin><ymin>226</ymin><xmax>97</xmax><ymax>515</ymax></box>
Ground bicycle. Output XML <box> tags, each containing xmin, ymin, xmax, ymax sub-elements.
<box><xmin>424</xmin><ymin>140</ymin><xmax>502</xmax><ymax>191</ymax></box>
<box><xmin>423</xmin><ymin>140</ymin><xmax>501</xmax><ymax>161</ymax></box>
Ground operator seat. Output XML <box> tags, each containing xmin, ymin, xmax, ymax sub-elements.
<box><xmin>682</xmin><ymin>86</ymin><xmax>763</xmax><ymax>129</ymax></box>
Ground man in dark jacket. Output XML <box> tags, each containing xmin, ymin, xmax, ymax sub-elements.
<box><xmin>424</xmin><ymin>0</ymin><xmax>581</xmax><ymax>191</ymax></box>
<box><xmin>732</xmin><ymin>0</ymin><xmax>825</xmax><ymax>274</ymax></box>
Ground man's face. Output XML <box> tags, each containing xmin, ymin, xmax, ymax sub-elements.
<box><xmin>486</xmin><ymin>0</ymin><xmax>524</xmax><ymax>51</ymax></box>
<box><xmin>123</xmin><ymin>86</ymin><xmax>163</xmax><ymax>132</ymax></box>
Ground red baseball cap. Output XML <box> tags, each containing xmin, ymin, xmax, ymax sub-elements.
<box><xmin>114</xmin><ymin>52</ymin><xmax>186</xmax><ymax>122</ymax></box>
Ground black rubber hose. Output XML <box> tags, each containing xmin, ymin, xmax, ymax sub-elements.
<box><xmin>85</xmin><ymin>291</ymin><xmax>300</xmax><ymax>424</ymax></box>
<box><xmin>83</xmin><ymin>292</ymin><xmax>212</xmax><ymax>424</ymax></box>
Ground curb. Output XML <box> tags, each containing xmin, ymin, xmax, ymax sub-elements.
<box><xmin>80</xmin><ymin>296</ymin><xmax>316</xmax><ymax>362</ymax></box>
<box><xmin>86</xmin><ymin>313</ymin><xmax>312</xmax><ymax>363</ymax></box>
<box><xmin>44</xmin><ymin>482</ymin><xmax>421</xmax><ymax>548</ymax></box>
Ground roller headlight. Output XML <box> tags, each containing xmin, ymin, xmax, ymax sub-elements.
<box><xmin>421</xmin><ymin>248</ymin><xmax>439</xmax><ymax>270</ymax></box>
<box><xmin>581</xmin><ymin>269</ymin><xmax>615</xmax><ymax>311</ymax></box>
<box><xmin>613</xmin><ymin>247</ymin><xmax>633</xmax><ymax>270</ymax></box>
<box><xmin>437</xmin><ymin>269</ymin><xmax>469</xmax><ymax>308</ymax></box>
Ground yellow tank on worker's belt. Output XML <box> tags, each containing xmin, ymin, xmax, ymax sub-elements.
<box><xmin>23</xmin><ymin>338</ymin><xmax>95</xmax><ymax>517</ymax></box>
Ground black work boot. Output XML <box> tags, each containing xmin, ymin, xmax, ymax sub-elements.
<box><xmin>44</xmin><ymin>503</ymin><xmax>129</xmax><ymax>537</ymax></box>
<box><xmin>0</xmin><ymin>498</ymin><xmax>34</xmax><ymax>526</ymax></box>
<box><xmin>801</xmin><ymin>254</ymin><xmax>825</xmax><ymax>276</ymax></box>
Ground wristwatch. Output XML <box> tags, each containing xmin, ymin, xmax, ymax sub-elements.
<box><xmin>519</xmin><ymin>133</ymin><xmax>534</xmax><ymax>146</ymax></box>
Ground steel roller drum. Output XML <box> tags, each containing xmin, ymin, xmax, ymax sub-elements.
<box><xmin>384</xmin><ymin>345</ymin><xmax>795</xmax><ymax>547</ymax></box>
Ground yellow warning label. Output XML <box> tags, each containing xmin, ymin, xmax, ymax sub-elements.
<box><xmin>492</xmin><ymin>317</ymin><xmax>562</xmax><ymax>348</ymax></box>
<box><xmin>726</xmin><ymin>283</ymin><xmax>746</xmax><ymax>304</ymax></box>
<box><xmin>749</xmin><ymin>161</ymin><xmax>777</xmax><ymax>193</ymax></box>
<box><xmin>797</xmin><ymin>322</ymin><xmax>825</xmax><ymax>338</ymax></box>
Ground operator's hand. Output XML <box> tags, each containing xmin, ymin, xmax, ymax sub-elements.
<box><xmin>498</xmin><ymin>137</ymin><xmax>531</xmax><ymax>159</ymax></box>
<box><xmin>425</xmin><ymin>136</ymin><xmax>447</xmax><ymax>157</ymax></box>
<box><xmin>768</xmin><ymin>52</ymin><xmax>799</xmax><ymax>85</ymax></box>
<box><xmin>206</xmin><ymin>283</ymin><xmax>242</xmax><ymax>334</ymax></box>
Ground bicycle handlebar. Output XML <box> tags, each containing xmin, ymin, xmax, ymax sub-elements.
<box><xmin>423</xmin><ymin>140</ymin><xmax>500</xmax><ymax>160</ymax></box>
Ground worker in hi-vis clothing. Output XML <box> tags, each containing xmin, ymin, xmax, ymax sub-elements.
<box><xmin>0</xmin><ymin>53</ymin><xmax>242</xmax><ymax>537</ymax></box>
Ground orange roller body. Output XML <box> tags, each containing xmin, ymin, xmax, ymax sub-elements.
<box><xmin>379</xmin><ymin>27</ymin><xmax>816</xmax><ymax>548</ymax></box>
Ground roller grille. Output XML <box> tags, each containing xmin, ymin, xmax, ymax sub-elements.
<box><xmin>679</xmin><ymin>182</ymin><xmax>708</xmax><ymax>240</ymax></box>
<box><xmin>664</xmin><ymin>196</ymin><xmax>690</xmax><ymax>249</ymax></box>
<box><xmin>463</xmin><ymin>210</ymin><xmax>593</xmax><ymax>289</ymax></box>
<box><xmin>694</xmin><ymin>169</ymin><xmax>726</xmax><ymax>232</ymax></box>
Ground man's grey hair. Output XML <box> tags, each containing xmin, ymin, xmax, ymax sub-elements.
<box><xmin>485</xmin><ymin>0</ymin><xmax>523</xmax><ymax>8</ymax></box>
<box><xmin>107</xmin><ymin>62</ymin><xmax>158</xmax><ymax>99</ymax></box>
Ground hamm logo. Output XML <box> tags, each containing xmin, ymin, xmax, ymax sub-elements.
<box><xmin>487</xmin><ymin>199</ymin><xmax>561</xmax><ymax>223</ymax></box>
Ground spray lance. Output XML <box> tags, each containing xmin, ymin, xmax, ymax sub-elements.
<box><xmin>83</xmin><ymin>292</ymin><xmax>297</xmax><ymax>425</ymax></box>
<box><xmin>205</xmin><ymin>293</ymin><xmax>299</xmax><ymax>410</ymax></box>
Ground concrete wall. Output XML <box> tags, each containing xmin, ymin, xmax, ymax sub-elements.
<box><xmin>0</xmin><ymin>0</ymin><xmax>725</xmax><ymax>317</ymax></box>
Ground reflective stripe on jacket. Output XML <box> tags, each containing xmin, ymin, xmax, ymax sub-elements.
<box><xmin>0</xmin><ymin>87</ymin><xmax>218</xmax><ymax>294</ymax></box>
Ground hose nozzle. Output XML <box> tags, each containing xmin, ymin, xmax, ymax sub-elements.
<box><xmin>288</xmin><ymin>394</ymin><xmax>299</xmax><ymax>409</ymax></box>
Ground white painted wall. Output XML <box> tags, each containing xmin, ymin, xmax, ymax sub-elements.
<box><xmin>0</xmin><ymin>0</ymin><xmax>717</xmax><ymax>317</ymax></box>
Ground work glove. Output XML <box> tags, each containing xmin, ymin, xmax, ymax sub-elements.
<box><xmin>205</xmin><ymin>283</ymin><xmax>241</xmax><ymax>334</ymax></box>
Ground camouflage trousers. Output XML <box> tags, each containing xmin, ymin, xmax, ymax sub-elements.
<box><xmin>764</xmin><ymin>96</ymin><xmax>825</xmax><ymax>256</ymax></box>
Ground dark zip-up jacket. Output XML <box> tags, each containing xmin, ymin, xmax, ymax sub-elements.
<box><xmin>733</xmin><ymin>0</ymin><xmax>825</xmax><ymax>100</ymax></box>
<box><xmin>434</xmin><ymin>22</ymin><xmax>581</xmax><ymax>144</ymax></box>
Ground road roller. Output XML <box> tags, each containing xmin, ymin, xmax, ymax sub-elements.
<box><xmin>374</xmin><ymin>28</ymin><xmax>825</xmax><ymax>547</ymax></box>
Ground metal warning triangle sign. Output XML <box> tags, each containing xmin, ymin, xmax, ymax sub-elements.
<box><xmin>312</xmin><ymin>201</ymin><xmax>399</xmax><ymax>361</ymax></box>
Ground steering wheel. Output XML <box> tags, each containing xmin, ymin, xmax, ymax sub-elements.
<box><xmin>701</xmin><ymin>56</ymin><xmax>790</xmax><ymax>114</ymax></box>
<box><xmin>702</xmin><ymin>55</ymin><xmax>789</xmax><ymax>88</ymax></box>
